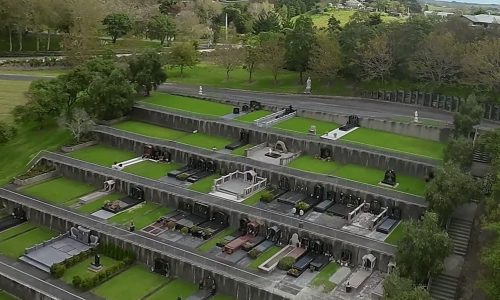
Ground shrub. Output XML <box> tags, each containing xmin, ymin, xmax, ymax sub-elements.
<box><xmin>190</xmin><ymin>225</ymin><xmax>201</xmax><ymax>234</ymax></box>
<box><xmin>260</xmin><ymin>190</ymin><xmax>275</xmax><ymax>203</ymax></box>
<box><xmin>180</xmin><ymin>227</ymin><xmax>189</xmax><ymax>235</ymax></box>
<box><xmin>105</xmin><ymin>268</ymin><xmax>114</xmax><ymax>277</ymax></box>
<box><xmin>50</xmin><ymin>263</ymin><xmax>66</xmax><ymax>278</ymax></box>
<box><xmin>72</xmin><ymin>275</ymin><xmax>82</xmax><ymax>288</ymax></box>
<box><xmin>80</xmin><ymin>278</ymin><xmax>93</xmax><ymax>290</ymax></box>
<box><xmin>248</xmin><ymin>248</ymin><xmax>261</xmax><ymax>259</ymax></box>
<box><xmin>295</xmin><ymin>201</ymin><xmax>310</xmax><ymax>211</ymax></box>
<box><xmin>98</xmin><ymin>271</ymin><xmax>107</xmax><ymax>281</ymax></box>
<box><xmin>0</xmin><ymin>121</ymin><xmax>17</xmax><ymax>144</ymax></box>
<box><xmin>278</xmin><ymin>256</ymin><xmax>295</xmax><ymax>271</ymax></box>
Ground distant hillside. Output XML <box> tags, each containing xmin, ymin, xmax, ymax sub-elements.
<box><xmin>420</xmin><ymin>0</ymin><xmax>500</xmax><ymax>9</ymax></box>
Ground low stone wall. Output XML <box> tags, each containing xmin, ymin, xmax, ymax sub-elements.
<box><xmin>13</xmin><ymin>170</ymin><xmax>58</xmax><ymax>186</ymax></box>
<box><xmin>131</xmin><ymin>107</ymin><xmax>436</xmax><ymax>178</ymax></box>
<box><xmin>60</xmin><ymin>140</ymin><xmax>97</xmax><ymax>153</ymax></box>
<box><xmin>0</xmin><ymin>272</ymin><xmax>54</xmax><ymax>300</ymax></box>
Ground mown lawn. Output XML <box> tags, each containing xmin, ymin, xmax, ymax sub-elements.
<box><xmin>22</xmin><ymin>177</ymin><xmax>95</xmax><ymax>206</ymax></box>
<box><xmin>0</xmin><ymin>223</ymin><xmax>36</xmax><ymax>243</ymax></box>
<box><xmin>68</xmin><ymin>145</ymin><xmax>136</xmax><ymax>167</ymax></box>
<box><xmin>231</xmin><ymin>144</ymin><xmax>253</xmax><ymax>156</ymax></box>
<box><xmin>142</xmin><ymin>93</ymin><xmax>233</xmax><ymax>117</ymax></box>
<box><xmin>211</xmin><ymin>295</ymin><xmax>234</xmax><ymax>300</ymax></box>
<box><xmin>124</xmin><ymin>161</ymin><xmax>181</xmax><ymax>180</ymax></box>
<box><xmin>247</xmin><ymin>246</ymin><xmax>281</xmax><ymax>270</ymax></box>
<box><xmin>93</xmin><ymin>265</ymin><xmax>167</xmax><ymax>300</ymax></box>
<box><xmin>62</xmin><ymin>256</ymin><xmax>121</xmax><ymax>284</ymax></box>
<box><xmin>273</xmin><ymin>117</ymin><xmax>339</xmax><ymax>135</ymax></box>
<box><xmin>77</xmin><ymin>193</ymin><xmax>125</xmax><ymax>214</ymax></box>
<box><xmin>342</xmin><ymin>128</ymin><xmax>445</xmax><ymax>160</ymax></box>
<box><xmin>0</xmin><ymin>227</ymin><xmax>56</xmax><ymax>258</ymax></box>
<box><xmin>304</xmin><ymin>9</ymin><xmax>404</xmax><ymax>28</ymax></box>
<box><xmin>234</xmin><ymin>110</ymin><xmax>272</xmax><ymax>123</ymax></box>
<box><xmin>0</xmin><ymin>80</ymin><xmax>31</xmax><ymax>122</ymax></box>
<box><xmin>288</xmin><ymin>156</ymin><xmax>426</xmax><ymax>196</ymax></box>
<box><xmin>108</xmin><ymin>202</ymin><xmax>170</xmax><ymax>230</ymax></box>
<box><xmin>309</xmin><ymin>262</ymin><xmax>340</xmax><ymax>293</ymax></box>
<box><xmin>189</xmin><ymin>174</ymin><xmax>219</xmax><ymax>193</ymax></box>
<box><xmin>112</xmin><ymin>121</ymin><xmax>188</xmax><ymax>140</ymax></box>
<box><xmin>384</xmin><ymin>222</ymin><xmax>404</xmax><ymax>245</ymax></box>
<box><xmin>242</xmin><ymin>189</ymin><xmax>268</xmax><ymax>206</ymax></box>
<box><xmin>197</xmin><ymin>227</ymin><xmax>235</xmax><ymax>253</ymax></box>
<box><xmin>176</xmin><ymin>133</ymin><xmax>233</xmax><ymax>150</ymax></box>
<box><xmin>145</xmin><ymin>278</ymin><xmax>198</xmax><ymax>300</ymax></box>
<box><xmin>0</xmin><ymin>290</ymin><xmax>18</xmax><ymax>300</ymax></box>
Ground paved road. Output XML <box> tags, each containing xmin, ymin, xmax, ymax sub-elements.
<box><xmin>0</xmin><ymin>189</ymin><xmax>298</xmax><ymax>299</ymax></box>
<box><xmin>135</xmin><ymin>104</ymin><xmax>439</xmax><ymax>165</ymax></box>
<box><xmin>95</xmin><ymin>125</ymin><xmax>426</xmax><ymax>206</ymax></box>
<box><xmin>36</xmin><ymin>151</ymin><xmax>397</xmax><ymax>255</ymax></box>
<box><xmin>0</xmin><ymin>257</ymin><xmax>87</xmax><ymax>300</ymax></box>
<box><xmin>159</xmin><ymin>83</ymin><xmax>500</xmax><ymax>130</ymax></box>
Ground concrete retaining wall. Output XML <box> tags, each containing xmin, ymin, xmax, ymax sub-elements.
<box><xmin>0</xmin><ymin>272</ymin><xmax>54</xmax><ymax>300</ymax></box>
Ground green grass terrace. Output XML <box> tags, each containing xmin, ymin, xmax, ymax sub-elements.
<box><xmin>123</xmin><ymin>161</ymin><xmax>181</xmax><ymax>180</ymax></box>
<box><xmin>341</xmin><ymin>127</ymin><xmax>445</xmax><ymax>160</ymax></box>
<box><xmin>247</xmin><ymin>246</ymin><xmax>281</xmax><ymax>270</ymax></box>
<box><xmin>234</xmin><ymin>110</ymin><xmax>272</xmax><ymax>123</ymax></box>
<box><xmin>68</xmin><ymin>145</ymin><xmax>136</xmax><ymax>167</ymax></box>
<box><xmin>145</xmin><ymin>278</ymin><xmax>197</xmax><ymax>300</ymax></box>
<box><xmin>189</xmin><ymin>174</ymin><xmax>219</xmax><ymax>193</ymax></box>
<box><xmin>309</xmin><ymin>262</ymin><xmax>340</xmax><ymax>293</ymax></box>
<box><xmin>0</xmin><ymin>290</ymin><xmax>18</xmax><ymax>300</ymax></box>
<box><xmin>21</xmin><ymin>177</ymin><xmax>95</xmax><ymax>206</ymax></box>
<box><xmin>142</xmin><ymin>93</ymin><xmax>233</xmax><ymax>117</ymax></box>
<box><xmin>197</xmin><ymin>227</ymin><xmax>236</xmax><ymax>253</ymax></box>
<box><xmin>274</xmin><ymin>117</ymin><xmax>340</xmax><ymax>136</ymax></box>
<box><xmin>61</xmin><ymin>255</ymin><xmax>121</xmax><ymax>285</ymax></box>
<box><xmin>108</xmin><ymin>202</ymin><xmax>170</xmax><ymax>230</ymax></box>
<box><xmin>288</xmin><ymin>156</ymin><xmax>427</xmax><ymax>196</ymax></box>
<box><xmin>77</xmin><ymin>193</ymin><xmax>125</xmax><ymax>214</ymax></box>
<box><xmin>384</xmin><ymin>222</ymin><xmax>404</xmax><ymax>245</ymax></box>
<box><xmin>0</xmin><ymin>223</ymin><xmax>56</xmax><ymax>258</ymax></box>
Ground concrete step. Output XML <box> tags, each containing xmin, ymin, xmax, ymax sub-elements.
<box><xmin>430</xmin><ymin>274</ymin><xmax>459</xmax><ymax>300</ymax></box>
<box><xmin>19</xmin><ymin>255</ymin><xmax>50</xmax><ymax>273</ymax></box>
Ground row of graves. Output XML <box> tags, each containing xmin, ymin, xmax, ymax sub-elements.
<box><xmin>254</xmin><ymin>105</ymin><xmax>297</xmax><ymax>128</ymax></box>
<box><xmin>167</xmin><ymin>157</ymin><xmax>218</xmax><ymax>184</ymax></box>
<box><xmin>320</xmin><ymin>115</ymin><xmax>361</xmax><ymax>141</ymax></box>
<box><xmin>244</xmin><ymin>140</ymin><xmax>301</xmax><ymax>166</ymax></box>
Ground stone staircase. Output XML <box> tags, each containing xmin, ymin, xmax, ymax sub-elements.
<box><xmin>447</xmin><ymin>218</ymin><xmax>473</xmax><ymax>256</ymax></box>
<box><xmin>429</xmin><ymin>274</ymin><xmax>459</xmax><ymax>300</ymax></box>
<box><xmin>472</xmin><ymin>149</ymin><xmax>491</xmax><ymax>164</ymax></box>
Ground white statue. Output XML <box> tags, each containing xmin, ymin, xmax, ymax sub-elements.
<box><xmin>198</xmin><ymin>86</ymin><xmax>203</xmax><ymax>96</ymax></box>
<box><xmin>304</xmin><ymin>77</ymin><xmax>311</xmax><ymax>94</ymax></box>
<box><xmin>414</xmin><ymin>110</ymin><xmax>419</xmax><ymax>123</ymax></box>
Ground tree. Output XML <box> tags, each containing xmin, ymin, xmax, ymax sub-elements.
<box><xmin>175</xmin><ymin>10</ymin><xmax>207</xmax><ymax>40</ymax></box>
<box><xmin>462</xmin><ymin>39</ymin><xmax>500</xmax><ymax>93</ymax></box>
<box><xmin>253</xmin><ymin>11</ymin><xmax>281</xmax><ymax>34</ymax></box>
<box><xmin>59</xmin><ymin>108</ymin><xmax>94</xmax><ymax>143</ymax></box>
<box><xmin>285</xmin><ymin>15</ymin><xmax>316</xmax><ymax>83</ymax></box>
<box><xmin>327</xmin><ymin>15</ymin><xmax>342</xmax><ymax>34</ymax></box>
<box><xmin>128</xmin><ymin>50</ymin><xmax>167</xmax><ymax>96</ymax></box>
<box><xmin>168</xmin><ymin>42</ymin><xmax>199</xmax><ymax>77</ymax></box>
<box><xmin>158</xmin><ymin>0</ymin><xmax>180</xmax><ymax>16</ymax></box>
<box><xmin>211</xmin><ymin>46</ymin><xmax>244</xmax><ymax>81</ymax></box>
<box><xmin>425</xmin><ymin>163</ymin><xmax>479</xmax><ymax>220</ymax></box>
<box><xmin>244</xmin><ymin>37</ymin><xmax>260</xmax><ymax>82</ymax></box>
<box><xmin>396</xmin><ymin>212</ymin><xmax>452</xmax><ymax>283</ymax></box>
<box><xmin>339</xmin><ymin>22</ymin><xmax>375</xmax><ymax>76</ymax></box>
<box><xmin>410</xmin><ymin>32</ymin><xmax>462</xmax><ymax>85</ymax></box>
<box><xmin>453</xmin><ymin>94</ymin><xmax>484</xmax><ymax>138</ymax></box>
<box><xmin>147</xmin><ymin>14</ymin><xmax>176</xmax><ymax>45</ymax></box>
<box><xmin>102</xmin><ymin>13</ymin><xmax>133</xmax><ymax>43</ymax></box>
<box><xmin>383</xmin><ymin>270</ymin><xmax>431</xmax><ymax>300</ymax></box>
<box><xmin>443</xmin><ymin>137</ymin><xmax>474</xmax><ymax>170</ymax></box>
<box><xmin>308</xmin><ymin>34</ymin><xmax>342</xmax><ymax>86</ymax></box>
<box><xmin>259</xmin><ymin>32</ymin><xmax>286</xmax><ymax>83</ymax></box>
<box><xmin>357</xmin><ymin>34</ymin><xmax>392</xmax><ymax>81</ymax></box>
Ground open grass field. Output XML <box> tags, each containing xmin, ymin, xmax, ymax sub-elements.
<box><xmin>108</xmin><ymin>202</ymin><xmax>170</xmax><ymax>229</ymax></box>
<box><xmin>22</xmin><ymin>177</ymin><xmax>95</xmax><ymax>206</ymax></box>
<box><xmin>0</xmin><ymin>80</ymin><xmax>31</xmax><ymax>122</ymax></box>
<box><xmin>0</xmin><ymin>291</ymin><xmax>18</xmax><ymax>300</ymax></box>
<box><xmin>142</xmin><ymin>93</ymin><xmax>233</xmax><ymax>117</ymax></box>
<box><xmin>231</xmin><ymin>144</ymin><xmax>253</xmax><ymax>156</ymax></box>
<box><xmin>145</xmin><ymin>278</ymin><xmax>198</xmax><ymax>300</ymax></box>
<box><xmin>247</xmin><ymin>246</ymin><xmax>281</xmax><ymax>270</ymax></box>
<box><xmin>0</xmin><ymin>223</ymin><xmax>36</xmax><ymax>242</ymax></box>
<box><xmin>93</xmin><ymin>265</ymin><xmax>167</xmax><ymax>300</ymax></box>
<box><xmin>124</xmin><ymin>161</ymin><xmax>181</xmax><ymax>180</ymax></box>
<box><xmin>288</xmin><ymin>156</ymin><xmax>426</xmax><ymax>196</ymax></box>
<box><xmin>0</xmin><ymin>69</ymin><xmax>66</xmax><ymax>77</ymax></box>
<box><xmin>189</xmin><ymin>174</ymin><xmax>219</xmax><ymax>193</ymax></box>
<box><xmin>274</xmin><ymin>117</ymin><xmax>339</xmax><ymax>135</ymax></box>
<box><xmin>61</xmin><ymin>255</ymin><xmax>120</xmax><ymax>284</ymax></box>
<box><xmin>309</xmin><ymin>262</ymin><xmax>339</xmax><ymax>293</ymax></box>
<box><xmin>234</xmin><ymin>110</ymin><xmax>272</xmax><ymax>123</ymax></box>
<box><xmin>0</xmin><ymin>227</ymin><xmax>56</xmax><ymax>258</ymax></box>
<box><xmin>112</xmin><ymin>121</ymin><xmax>188</xmax><ymax>141</ymax></box>
<box><xmin>342</xmin><ymin>128</ymin><xmax>445</xmax><ymax>159</ymax></box>
<box><xmin>68</xmin><ymin>145</ymin><xmax>136</xmax><ymax>167</ymax></box>
<box><xmin>384</xmin><ymin>222</ymin><xmax>404</xmax><ymax>245</ymax></box>
<box><xmin>304</xmin><ymin>9</ymin><xmax>404</xmax><ymax>29</ymax></box>
<box><xmin>176</xmin><ymin>133</ymin><xmax>233</xmax><ymax>150</ymax></box>
<box><xmin>77</xmin><ymin>193</ymin><xmax>125</xmax><ymax>214</ymax></box>
<box><xmin>197</xmin><ymin>227</ymin><xmax>235</xmax><ymax>253</ymax></box>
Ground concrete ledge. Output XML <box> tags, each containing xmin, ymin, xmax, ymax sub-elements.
<box><xmin>13</xmin><ymin>170</ymin><xmax>58</xmax><ymax>186</ymax></box>
<box><xmin>61</xmin><ymin>141</ymin><xmax>97</xmax><ymax>153</ymax></box>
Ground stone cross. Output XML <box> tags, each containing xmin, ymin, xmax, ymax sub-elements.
<box><xmin>414</xmin><ymin>111</ymin><xmax>419</xmax><ymax>123</ymax></box>
<box><xmin>198</xmin><ymin>86</ymin><xmax>203</xmax><ymax>96</ymax></box>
